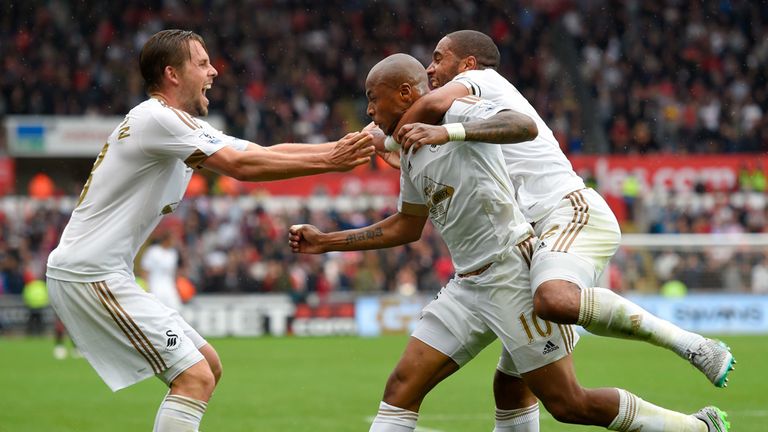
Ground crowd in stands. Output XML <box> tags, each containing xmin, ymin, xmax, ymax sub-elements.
<box><xmin>2</xmin><ymin>1</ymin><xmax>768</xmax><ymax>299</ymax></box>
<box><xmin>1</xmin><ymin>189</ymin><xmax>767</xmax><ymax>302</ymax></box>
<box><xmin>572</xmin><ymin>1</ymin><xmax>768</xmax><ymax>154</ymax></box>
<box><xmin>2</xmin><ymin>1</ymin><xmax>765</xmax><ymax>154</ymax></box>
<box><xmin>626</xmin><ymin>165</ymin><xmax>768</xmax><ymax>235</ymax></box>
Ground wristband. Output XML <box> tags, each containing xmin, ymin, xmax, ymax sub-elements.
<box><xmin>384</xmin><ymin>135</ymin><xmax>401</xmax><ymax>151</ymax></box>
<box><xmin>443</xmin><ymin>123</ymin><xmax>466</xmax><ymax>142</ymax></box>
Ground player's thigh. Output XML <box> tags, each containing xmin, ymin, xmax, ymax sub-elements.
<box><xmin>467</xmin><ymin>250</ymin><xmax>579</xmax><ymax>376</ymax></box>
<box><xmin>48</xmin><ymin>276</ymin><xmax>203</xmax><ymax>391</ymax></box>
<box><xmin>388</xmin><ymin>334</ymin><xmax>459</xmax><ymax>396</ymax></box>
<box><xmin>416</xmin><ymin>280</ymin><xmax>497</xmax><ymax>367</ymax></box>
<box><xmin>520</xmin><ymin>354</ymin><xmax>584</xmax><ymax>409</ymax></box>
<box><xmin>531</xmin><ymin>188</ymin><xmax>621</xmax><ymax>291</ymax></box>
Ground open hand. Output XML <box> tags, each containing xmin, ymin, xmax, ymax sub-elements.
<box><xmin>328</xmin><ymin>132</ymin><xmax>375</xmax><ymax>171</ymax></box>
<box><xmin>376</xmin><ymin>149</ymin><xmax>401</xmax><ymax>170</ymax></box>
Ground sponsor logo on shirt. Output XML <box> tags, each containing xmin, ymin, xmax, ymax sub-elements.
<box><xmin>198</xmin><ymin>131</ymin><xmax>221</xmax><ymax>145</ymax></box>
<box><xmin>423</xmin><ymin>176</ymin><xmax>454</xmax><ymax>226</ymax></box>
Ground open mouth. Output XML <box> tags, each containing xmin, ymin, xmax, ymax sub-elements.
<box><xmin>201</xmin><ymin>83</ymin><xmax>212</xmax><ymax>105</ymax></box>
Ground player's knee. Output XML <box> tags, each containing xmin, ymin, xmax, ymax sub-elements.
<box><xmin>173</xmin><ymin>363</ymin><xmax>217</xmax><ymax>400</ymax></box>
<box><xmin>194</xmin><ymin>367</ymin><xmax>216</xmax><ymax>398</ymax></box>
<box><xmin>199</xmin><ymin>344</ymin><xmax>223</xmax><ymax>385</ymax></box>
<box><xmin>540</xmin><ymin>391</ymin><xmax>587</xmax><ymax>424</ymax></box>
<box><xmin>493</xmin><ymin>370</ymin><xmax>537</xmax><ymax>408</ymax></box>
<box><xmin>383</xmin><ymin>368</ymin><xmax>409</xmax><ymax>399</ymax></box>
<box><xmin>381</xmin><ymin>366</ymin><xmax>424</xmax><ymax>409</ymax></box>
<box><xmin>533</xmin><ymin>281</ymin><xmax>579</xmax><ymax>322</ymax></box>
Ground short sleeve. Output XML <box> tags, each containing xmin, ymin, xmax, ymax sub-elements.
<box><xmin>445</xmin><ymin>97</ymin><xmax>507</xmax><ymax>123</ymax></box>
<box><xmin>397</xmin><ymin>165</ymin><xmax>429</xmax><ymax>217</ymax></box>
<box><xmin>453</xmin><ymin>74</ymin><xmax>482</xmax><ymax>97</ymax></box>
<box><xmin>140</xmin><ymin>106</ymin><xmax>246</xmax><ymax>168</ymax></box>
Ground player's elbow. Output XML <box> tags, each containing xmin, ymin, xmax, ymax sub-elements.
<box><xmin>520</xmin><ymin>116</ymin><xmax>538</xmax><ymax>141</ymax></box>
<box><xmin>421</xmin><ymin>95</ymin><xmax>451</xmax><ymax>121</ymax></box>
<box><xmin>205</xmin><ymin>148</ymin><xmax>252</xmax><ymax>181</ymax></box>
<box><xmin>227</xmin><ymin>159</ymin><xmax>250</xmax><ymax>181</ymax></box>
<box><xmin>228</xmin><ymin>153</ymin><xmax>268</xmax><ymax>181</ymax></box>
<box><xmin>404</xmin><ymin>230</ymin><xmax>422</xmax><ymax>244</ymax></box>
<box><xmin>401</xmin><ymin>224</ymin><xmax>425</xmax><ymax>243</ymax></box>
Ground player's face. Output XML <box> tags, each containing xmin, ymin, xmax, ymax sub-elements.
<box><xmin>177</xmin><ymin>40</ymin><xmax>217</xmax><ymax>116</ymax></box>
<box><xmin>365</xmin><ymin>80</ymin><xmax>405</xmax><ymax>135</ymax></box>
<box><xmin>427</xmin><ymin>37</ymin><xmax>463</xmax><ymax>90</ymax></box>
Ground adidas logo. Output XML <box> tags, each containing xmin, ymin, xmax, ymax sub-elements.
<box><xmin>542</xmin><ymin>340</ymin><xmax>560</xmax><ymax>355</ymax></box>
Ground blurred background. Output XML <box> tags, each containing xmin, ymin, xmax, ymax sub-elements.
<box><xmin>1</xmin><ymin>0</ymin><xmax>767</xmax><ymax>340</ymax></box>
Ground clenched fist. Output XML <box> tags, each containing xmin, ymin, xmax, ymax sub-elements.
<box><xmin>288</xmin><ymin>224</ymin><xmax>326</xmax><ymax>254</ymax></box>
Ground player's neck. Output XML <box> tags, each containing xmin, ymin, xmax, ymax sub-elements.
<box><xmin>149</xmin><ymin>92</ymin><xmax>179</xmax><ymax>110</ymax></box>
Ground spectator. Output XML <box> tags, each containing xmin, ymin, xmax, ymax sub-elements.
<box><xmin>3</xmin><ymin>2</ymin><xmax>763</xmax><ymax>154</ymax></box>
<box><xmin>22</xmin><ymin>278</ymin><xmax>48</xmax><ymax>336</ymax></box>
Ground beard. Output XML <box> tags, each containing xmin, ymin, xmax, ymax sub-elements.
<box><xmin>185</xmin><ymin>98</ymin><xmax>208</xmax><ymax>117</ymax></box>
<box><xmin>180</xmin><ymin>88</ymin><xmax>208</xmax><ymax>117</ymax></box>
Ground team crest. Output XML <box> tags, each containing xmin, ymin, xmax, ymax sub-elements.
<box><xmin>165</xmin><ymin>330</ymin><xmax>181</xmax><ymax>351</ymax></box>
<box><xmin>423</xmin><ymin>176</ymin><xmax>454</xmax><ymax>226</ymax></box>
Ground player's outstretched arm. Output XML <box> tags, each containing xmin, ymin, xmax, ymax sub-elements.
<box><xmin>289</xmin><ymin>212</ymin><xmax>427</xmax><ymax>254</ymax></box>
<box><xmin>399</xmin><ymin>110</ymin><xmax>538</xmax><ymax>152</ymax></box>
<box><xmin>203</xmin><ymin>132</ymin><xmax>374</xmax><ymax>181</ymax></box>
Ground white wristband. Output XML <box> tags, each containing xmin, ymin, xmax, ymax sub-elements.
<box><xmin>384</xmin><ymin>135</ymin><xmax>401</xmax><ymax>151</ymax></box>
<box><xmin>443</xmin><ymin>123</ymin><xmax>466</xmax><ymax>142</ymax></box>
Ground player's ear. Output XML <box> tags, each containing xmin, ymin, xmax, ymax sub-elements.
<box><xmin>164</xmin><ymin>65</ymin><xmax>181</xmax><ymax>86</ymax></box>
<box><xmin>399</xmin><ymin>83</ymin><xmax>412</xmax><ymax>102</ymax></box>
<box><xmin>463</xmin><ymin>56</ymin><xmax>477</xmax><ymax>71</ymax></box>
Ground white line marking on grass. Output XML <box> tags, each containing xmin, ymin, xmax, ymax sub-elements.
<box><xmin>730</xmin><ymin>409</ymin><xmax>768</xmax><ymax>417</ymax></box>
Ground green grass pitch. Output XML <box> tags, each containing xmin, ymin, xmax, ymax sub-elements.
<box><xmin>1</xmin><ymin>334</ymin><xmax>765</xmax><ymax>431</ymax></box>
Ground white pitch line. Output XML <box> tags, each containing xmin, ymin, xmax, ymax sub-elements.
<box><xmin>728</xmin><ymin>409</ymin><xmax>768</xmax><ymax>417</ymax></box>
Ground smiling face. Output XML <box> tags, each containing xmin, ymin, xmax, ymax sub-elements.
<box><xmin>176</xmin><ymin>40</ymin><xmax>217</xmax><ymax>116</ymax></box>
<box><xmin>426</xmin><ymin>37</ymin><xmax>465</xmax><ymax>90</ymax></box>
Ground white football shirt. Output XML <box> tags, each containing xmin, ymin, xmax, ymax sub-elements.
<box><xmin>47</xmin><ymin>98</ymin><xmax>248</xmax><ymax>282</ymax></box>
<box><xmin>141</xmin><ymin>244</ymin><xmax>181</xmax><ymax>310</ymax></box>
<box><xmin>398</xmin><ymin>96</ymin><xmax>533</xmax><ymax>274</ymax></box>
<box><xmin>452</xmin><ymin>69</ymin><xmax>586</xmax><ymax>222</ymax></box>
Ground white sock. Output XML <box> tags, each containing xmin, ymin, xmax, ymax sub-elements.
<box><xmin>608</xmin><ymin>389</ymin><xmax>706</xmax><ymax>432</ymax></box>
<box><xmin>494</xmin><ymin>404</ymin><xmax>540</xmax><ymax>431</ymax></box>
<box><xmin>369</xmin><ymin>401</ymin><xmax>419</xmax><ymax>432</ymax></box>
<box><xmin>153</xmin><ymin>394</ymin><xmax>207</xmax><ymax>432</ymax></box>
<box><xmin>577</xmin><ymin>287</ymin><xmax>703</xmax><ymax>357</ymax></box>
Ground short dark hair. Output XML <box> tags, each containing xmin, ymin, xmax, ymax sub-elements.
<box><xmin>445</xmin><ymin>30</ymin><xmax>500</xmax><ymax>70</ymax></box>
<box><xmin>139</xmin><ymin>29</ymin><xmax>207</xmax><ymax>93</ymax></box>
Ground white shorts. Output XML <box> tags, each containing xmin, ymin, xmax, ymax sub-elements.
<box><xmin>412</xmin><ymin>242</ymin><xmax>578</xmax><ymax>376</ymax></box>
<box><xmin>47</xmin><ymin>275</ymin><xmax>206</xmax><ymax>391</ymax></box>
<box><xmin>530</xmin><ymin>188</ymin><xmax>621</xmax><ymax>291</ymax></box>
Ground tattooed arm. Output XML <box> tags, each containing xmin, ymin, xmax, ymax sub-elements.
<box><xmin>288</xmin><ymin>211</ymin><xmax>428</xmax><ymax>254</ymax></box>
<box><xmin>398</xmin><ymin>110</ymin><xmax>538</xmax><ymax>153</ymax></box>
